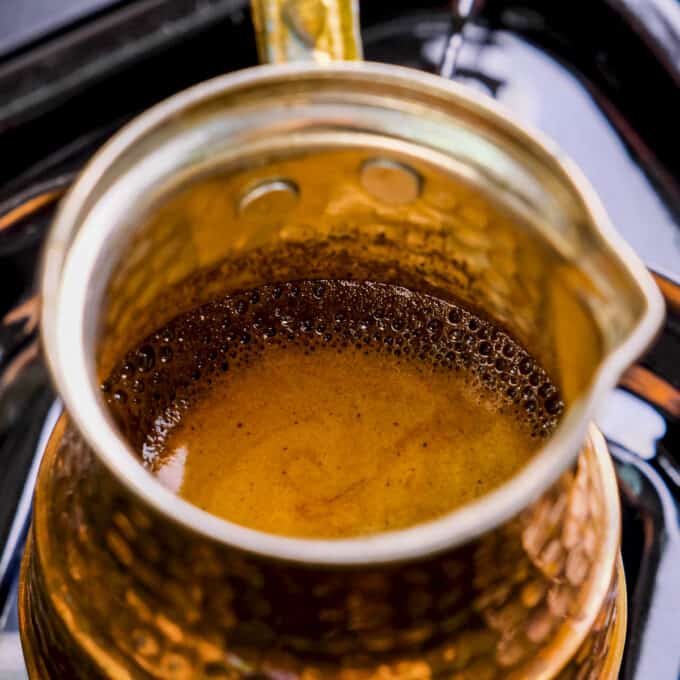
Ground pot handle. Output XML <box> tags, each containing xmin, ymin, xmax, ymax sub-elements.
<box><xmin>250</xmin><ymin>0</ymin><xmax>362</xmax><ymax>64</ymax></box>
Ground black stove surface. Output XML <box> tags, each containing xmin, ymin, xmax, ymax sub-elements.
<box><xmin>0</xmin><ymin>2</ymin><xmax>679</xmax><ymax>678</ymax></box>
<box><xmin>0</xmin><ymin>0</ymin><xmax>125</xmax><ymax>59</ymax></box>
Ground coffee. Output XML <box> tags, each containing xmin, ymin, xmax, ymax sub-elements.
<box><xmin>102</xmin><ymin>280</ymin><xmax>563</xmax><ymax>538</ymax></box>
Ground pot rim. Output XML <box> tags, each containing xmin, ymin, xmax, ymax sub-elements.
<box><xmin>40</xmin><ymin>61</ymin><xmax>664</xmax><ymax>565</ymax></box>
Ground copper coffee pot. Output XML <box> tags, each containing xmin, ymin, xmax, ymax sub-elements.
<box><xmin>20</xmin><ymin>1</ymin><xmax>663</xmax><ymax>677</ymax></box>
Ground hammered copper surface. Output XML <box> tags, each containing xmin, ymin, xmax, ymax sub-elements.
<box><xmin>20</xmin><ymin>0</ymin><xmax>666</xmax><ymax>673</ymax></box>
<box><xmin>20</xmin><ymin>418</ymin><xmax>623</xmax><ymax>679</ymax></box>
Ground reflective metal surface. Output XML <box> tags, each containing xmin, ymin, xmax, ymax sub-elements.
<box><xmin>20</xmin><ymin>419</ymin><xmax>625</xmax><ymax>678</ymax></box>
<box><xmin>37</xmin><ymin>59</ymin><xmax>662</xmax><ymax>564</ymax></box>
<box><xmin>251</xmin><ymin>0</ymin><xmax>361</xmax><ymax>63</ymax></box>
<box><xmin>17</xmin><ymin>0</ymin><xmax>662</xmax><ymax>674</ymax></box>
<box><xmin>1</xmin><ymin>1</ymin><xmax>679</xmax><ymax>678</ymax></box>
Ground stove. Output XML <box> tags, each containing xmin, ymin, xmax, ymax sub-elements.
<box><xmin>1</xmin><ymin>1</ymin><xmax>679</xmax><ymax>678</ymax></box>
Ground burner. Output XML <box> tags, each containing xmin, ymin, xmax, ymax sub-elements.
<box><xmin>1</xmin><ymin>2</ymin><xmax>679</xmax><ymax>678</ymax></box>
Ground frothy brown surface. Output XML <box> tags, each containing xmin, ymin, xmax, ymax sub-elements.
<box><xmin>102</xmin><ymin>281</ymin><xmax>563</xmax><ymax>538</ymax></box>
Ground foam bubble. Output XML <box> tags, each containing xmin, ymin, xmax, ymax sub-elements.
<box><xmin>102</xmin><ymin>280</ymin><xmax>564</xmax><ymax>462</ymax></box>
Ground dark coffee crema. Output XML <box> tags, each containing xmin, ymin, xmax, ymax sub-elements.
<box><xmin>102</xmin><ymin>280</ymin><xmax>563</xmax><ymax>538</ymax></box>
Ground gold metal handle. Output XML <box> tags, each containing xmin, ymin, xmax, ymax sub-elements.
<box><xmin>251</xmin><ymin>0</ymin><xmax>362</xmax><ymax>64</ymax></box>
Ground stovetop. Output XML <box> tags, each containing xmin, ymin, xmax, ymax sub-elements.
<box><xmin>1</xmin><ymin>2</ymin><xmax>679</xmax><ymax>678</ymax></box>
